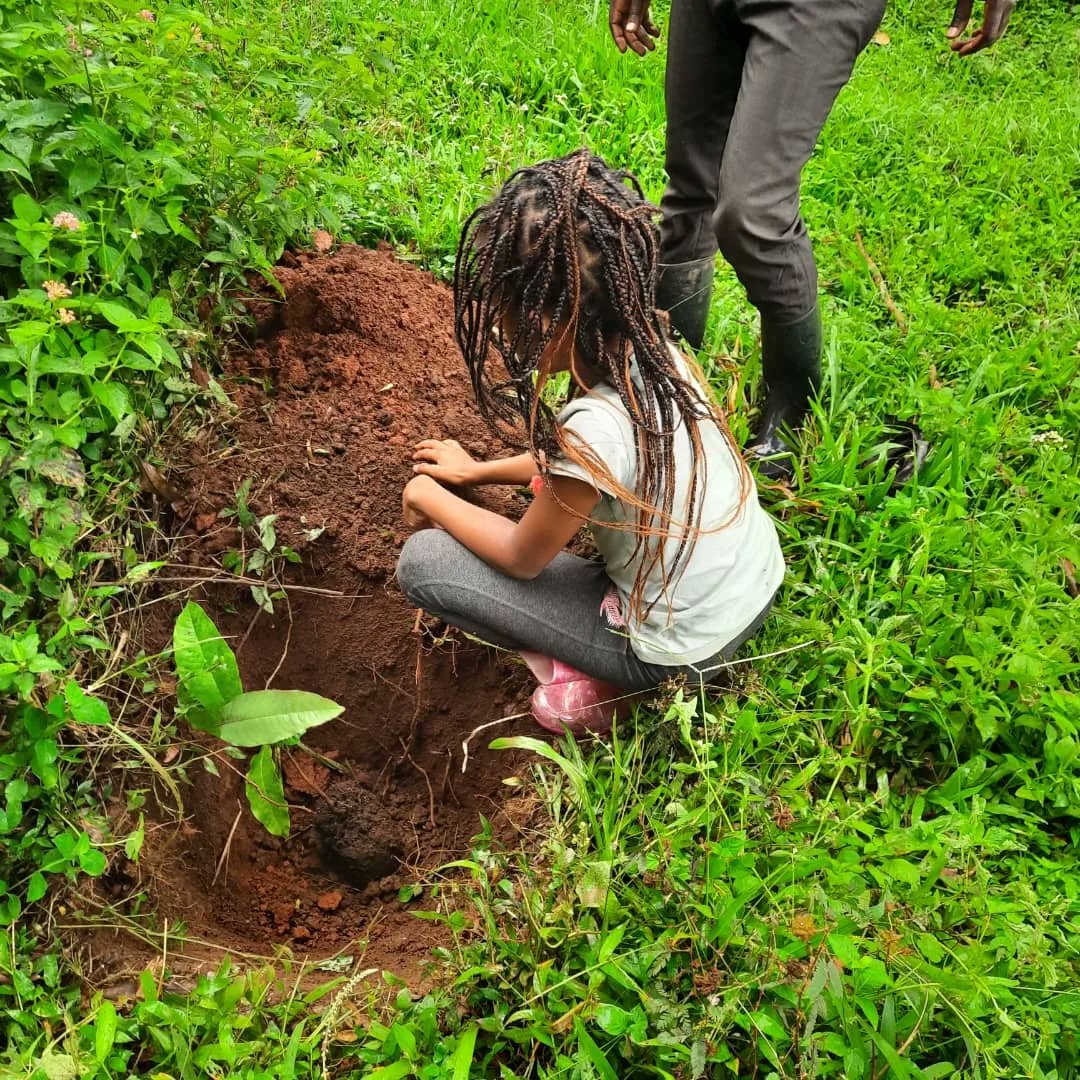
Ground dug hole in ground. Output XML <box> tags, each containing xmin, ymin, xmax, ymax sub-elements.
<box><xmin>85</xmin><ymin>246</ymin><xmax>547</xmax><ymax>991</ymax></box>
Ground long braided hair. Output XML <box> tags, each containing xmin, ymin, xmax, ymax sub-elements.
<box><xmin>454</xmin><ymin>149</ymin><xmax>750</xmax><ymax>620</ymax></box>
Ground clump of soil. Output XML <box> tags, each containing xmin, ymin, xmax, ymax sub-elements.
<box><xmin>134</xmin><ymin>245</ymin><xmax>541</xmax><ymax>983</ymax></box>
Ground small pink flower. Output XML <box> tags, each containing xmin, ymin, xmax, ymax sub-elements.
<box><xmin>43</xmin><ymin>279</ymin><xmax>73</xmax><ymax>301</ymax></box>
<box><xmin>137</xmin><ymin>9</ymin><xmax>155</xmax><ymax>20</ymax></box>
<box><xmin>312</xmin><ymin>229</ymin><xmax>334</xmax><ymax>253</ymax></box>
<box><xmin>529</xmin><ymin>474</ymin><xmax>544</xmax><ymax>496</ymax></box>
<box><xmin>58</xmin><ymin>308</ymin><xmax>76</xmax><ymax>325</ymax></box>
<box><xmin>52</xmin><ymin>212</ymin><xmax>81</xmax><ymax>231</ymax></box>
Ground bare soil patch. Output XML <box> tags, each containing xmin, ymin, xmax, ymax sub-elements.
<box><xmin>110</xmin><ymin>246</ymin><xmax>539</xmax><ymax>985</ymax></box>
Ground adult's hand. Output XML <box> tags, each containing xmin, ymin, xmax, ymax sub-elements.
<box><xmin>946</xmin><ymin>0</ymin><xmax>1015</xmax><ymax>55</ymax></box>
<box><xmin>609</xmin><ymin>0</ymin><xmax>661</xmax><ymax>56</ymax></box>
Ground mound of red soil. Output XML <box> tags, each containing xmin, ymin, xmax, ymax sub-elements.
<box><xmin>139</xmin><ymin>245</ymin><xmax>540</xmax><ymax>982</ymax></box>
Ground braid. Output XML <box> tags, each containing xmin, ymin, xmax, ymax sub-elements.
<box><xmin>454</xmin><ymin>149</ymin><xmax>750</xmax><ymax>620</ymax></box>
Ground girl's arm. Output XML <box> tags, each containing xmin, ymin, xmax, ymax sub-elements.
<box><xmin>402</xmin><ymin>472</ymin><xmax>598</xmax><ymax>580</ymax></box>
<box><xmin>412</xmin><ymin>440</ymin><xmax>538</xmax><ymax>487</ymax></box>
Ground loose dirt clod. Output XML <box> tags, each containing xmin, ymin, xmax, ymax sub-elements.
<box><xmin>315</xmin><ymin>784</ymin><xmax>406</xmax><ymax>888</ymax></box>
<box><xmin>131</xmin><ymin>245</ymin><xmax>536</xmax><ymax>982</ymax></box>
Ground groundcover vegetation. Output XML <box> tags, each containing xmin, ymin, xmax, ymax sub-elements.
<box><xmin>1</xmin><ymin>0</ymin><xmax>1078</xmax><ymax>1076</ymax></box>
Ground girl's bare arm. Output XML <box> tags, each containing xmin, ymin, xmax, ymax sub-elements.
<box><xmin>412</xmin><ymin>440</ymin><xmax>538</xmax><ymax>487</ymax></box>
<box><xmin>402</xmin><ymin>472</ymin><xmax>597</xmax><ymax>580</ymax></box>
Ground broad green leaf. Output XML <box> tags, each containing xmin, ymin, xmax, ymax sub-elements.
<box><xmin>146</xmin><ymin>295</ymin><xmax>173</xmax><ymax>323</ymax></box>
<box><xmin>574</xmin><ymin>1018</ymin><xmax>617</xmax><ymax>1080</ymax></box>
<box><xmin>3</xmin><ymin>778</ymin><xmax>27</xmax><ymax>829</ymax></box>
<box><xmin>12</xmin><ymin>192</ymin><xmax>40</xmax><ymax>223</ymax></box>
<box><xmin>65</xmin><ymin>681</ymin><xmax>111</xmax><ymax>726</ymax></box>
<box><xmin>0</xmin><ymin>151</ymin><xmax>30</xmax><ymax>179</ymax></box>
<box><xmin>15</xmin><ymin>226</ymin><xmax>49</xmax><ymax>260</ymax></box>
<box><xmin>91</xmin><ymin>380</ymin><xmax>131</xmax><ymax>422</ymax></box>
<box><xmin>164</xmin><ymin>198</ymin><xmax>199</xmax><ymax>243</ymax></box>
<box><xmin>245</xmin><ymin>746</ymin><xmax>289</xmax><ymax>837</ymax></box>
<box><xmin>172</xmin><ymin>601</ymin><xmax>242</xmax><ymax>716</ymax></box>
<box><xmin>94</xmin><ymin>1001</ymin><xmax>118</xmax><ymax>1063</ymax></box>
<box><xmin>258</xmin><ymin>513</ymin><xmax>277</xmax><ymax>551</ymax></box>
<box><xmin>79</xmin><ymin>846</ymin><xmax>107</xmax><ymax>876</ymax></box>
<box><xmin>27</xmin><ymin>873</ymin><xmax>47</xmax><ymax>903</ymax></box>
<box><xmin>882</xmin><ymin>857</ymin><xmax>922</xmax><ymax>888</ymax></box>
<box><xmin>94</xmin><ymin>300</ymin><xmax>141</xmax><ymax>332</ymax></box>
<box><xmin>32</xmin><ymin>446</ymin><xmax>85</xmax><ymax>490</ymax></box>
<box><xmin>218</xmin><ymin>689</ymin><xmax>344</xmax><ymax>747</ymax></box>
<box><xmin>392</xmin><ymin>1023</ymin><xmax>417</xmax><ymax>1060</ymax></box>
<box><xmin>34</xmin><ymin>1052</ymin><xmax>77</xmax><ymax>1080</ymax></box>
<box><xmin>69</xmin><ymin>159</ymin><xmax>102</xmax><ymax>199</ymax></box>
<box><xmin>451</xmin><ymin>1023</ymin><xmax>478</xmax><ymax>1080</ymax></box>
<box><xmin>1</xmin><ymin>133</ymin><xmax>33</xmax><ymax>165</ymax></box>
<box><xmin>917</xmin><ymin>933</ymin><xmax>946</xmax><ymax>963</ymax></box>
<box><xmin>368</xmin><ymin>1063</ymin><xmax>413</xmax><ymax>1080</ymax></box>
<box><xmin>125</xmin><ymin>814</ymin><xmax>145</xmax><ymax>862</ymax></box>
<box><xmin>828</xmin><ymin>932</ymin><xmax>860</xmax><ymax>967</ymax></box>
<box><xmin>597</xmin><ymin>923</ymin><xmax>625</xmax><ymax>963</ymax></box>
<box><xmin>868</xmin><ymin>1029</ymin><xmax>917</xmax><ymax>1079</ymax></box>
<box><xmin>7</xmin><ymin>98</ymin><xmax>68</xmax><ymax>131</ymax></box>
<box><xmin>594</xmin><ymin>1004</ymin><xmax>629</xmax><ymax>1037</ymax></box>
<box><xmin>9</xmin><ymin>319</ymin><xmax>48</xmax><ymax>349</ymax></box>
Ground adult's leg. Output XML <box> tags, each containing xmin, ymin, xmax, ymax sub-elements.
<box><xmin>715</xmin><ymin>0</ymin><xmax>886</xmax><ymax>473</ymax></box>
<box><xmin>396</xmin><ymin>530</ymin><xmax>662</xmax><ymax>691</ymax></box>
<box><xmin>657</xmin><ymin>0</ymin><xmax>748</xmax><ymax>349</ymax></box>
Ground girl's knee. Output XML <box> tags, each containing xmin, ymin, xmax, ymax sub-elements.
<box><xmin>395</xmin><ymin>529</ymin><xmax>450</xmax><ymax>603</ymax></box>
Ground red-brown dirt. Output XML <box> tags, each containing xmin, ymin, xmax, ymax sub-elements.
<box><xmin>129</xmin><ymin>245</ymin><xmax>542</xmax><ymax>984</ymax></box>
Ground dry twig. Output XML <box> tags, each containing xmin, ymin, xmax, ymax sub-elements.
<box><xmin>211</xmin><ymin>802</ymin><xmax>244</xmax><ymax>887</ymax></box>
<box><xmin>399</xmin><ymin>738</ymin><xmax>437</xmax><ymax>830</ymax></box>
<box><xmin>854</xmin><ymin>232</ymin><xmax>908</xmax><ymax>333</ymax></box>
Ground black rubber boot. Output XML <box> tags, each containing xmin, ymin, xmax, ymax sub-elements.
<box><xmin>748</xmin><ymin>306</ymin><xmax>822</xmax><ymax>481</ymax></box>
<box><xmin>656</xmin><ymin>257</ymin><xmax>715</xmax><ymax>351</ymax></box>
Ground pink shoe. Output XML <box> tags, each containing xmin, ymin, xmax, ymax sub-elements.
<box><xmin>519</xmin><ymin>652</ymin><xmax>587</xmax><ymax>686</ymax></box>
<box><xmin>530</xmin><ymin>677</ymin><xmax>622</xmax><ymax>735</ymax></box>
<box><xmin>519</xmin><ymin>652</ymin><xmax>622</xmax><ymax>734</ymax></box>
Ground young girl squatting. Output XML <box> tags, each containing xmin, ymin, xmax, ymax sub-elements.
<box><xmin>396</xmin><ymin>151</ymin><xmax>785</xmax><ymax>733</ymax></box>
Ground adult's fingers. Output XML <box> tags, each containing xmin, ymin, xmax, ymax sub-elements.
<box><xmin>609</xmin><ymin>0</ymin><xmax>630</xmax><ymax>52</ymax></box>
<box><xmin>630</xmin><ymin>24</ymin><xmax>658</xmax><ymax>52</ymax></box>
<box><xmin>983</xmin><ymin>0</ymin><xmax>1014</xmax><ymax>43</ymax></box>
<box><xmin>946</xmin><ymin>0</ymin><xmax>973</xmax><ymax>38</ymax></box>
<box><xmin>631</xmin><ymin>11</ymin><xmax>660</xmax><ymax>53</ymax></box>
<box><xmin>949</xmin><ymin>0</ymin><xmax>1015</xmax><ymax>54</ymax></box>
<box><xmin>623</xmin><ymin>0</ymin><xmax>649</xmax><ymax>55</ymax></box>
<box><xmin>952</xmin><ymin>30</ymin><xmax>988</xmax><ymax>53</ymax></box>
<box><xmin>624</xmin><ymin>0</ymin><xmax>646</xmax><ymax>33</ymax></box>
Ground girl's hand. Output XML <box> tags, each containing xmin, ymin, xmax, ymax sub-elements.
<box><xmin>412</xmin><ymin>439</ymin><xmax>478</xmax><ymax>486</ymax></box>
<box><xmin>402</xmin><ymin>475</ymin><xmax>437</xmax><ymax>532</ymax></box>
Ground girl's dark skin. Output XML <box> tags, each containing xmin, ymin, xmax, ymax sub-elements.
<box><xmin>401</xmin><ymin>329</ymin><xmax>602</xmax><ymax>581</ymax></box>
<box><xmin>609</xmin><ymin>0</ymin><xmax>1015</xmax><ymax>57</ymax></box>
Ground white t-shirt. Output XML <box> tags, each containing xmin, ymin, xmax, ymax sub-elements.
<box><xmin>549</xmin><ymin>358</ymin><xmax>785</xmax><ymax>666</ymax></box>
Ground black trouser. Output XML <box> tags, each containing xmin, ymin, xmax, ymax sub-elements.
<box><xmin>661</xmin><ymin>0</ymin><xmax>887</xmax><ymax>325</ymax></box>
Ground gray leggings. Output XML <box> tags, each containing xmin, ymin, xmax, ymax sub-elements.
<box><xmin>396</xmin><ymin>529</ymin><xmax>775</xmax><ymax>693</ymax></box>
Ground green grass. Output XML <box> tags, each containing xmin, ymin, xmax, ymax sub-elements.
<box><xmin>2</xmin><ymin>0</ymin><xmax>1080</xmax><ymax>1076</ymax></box>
